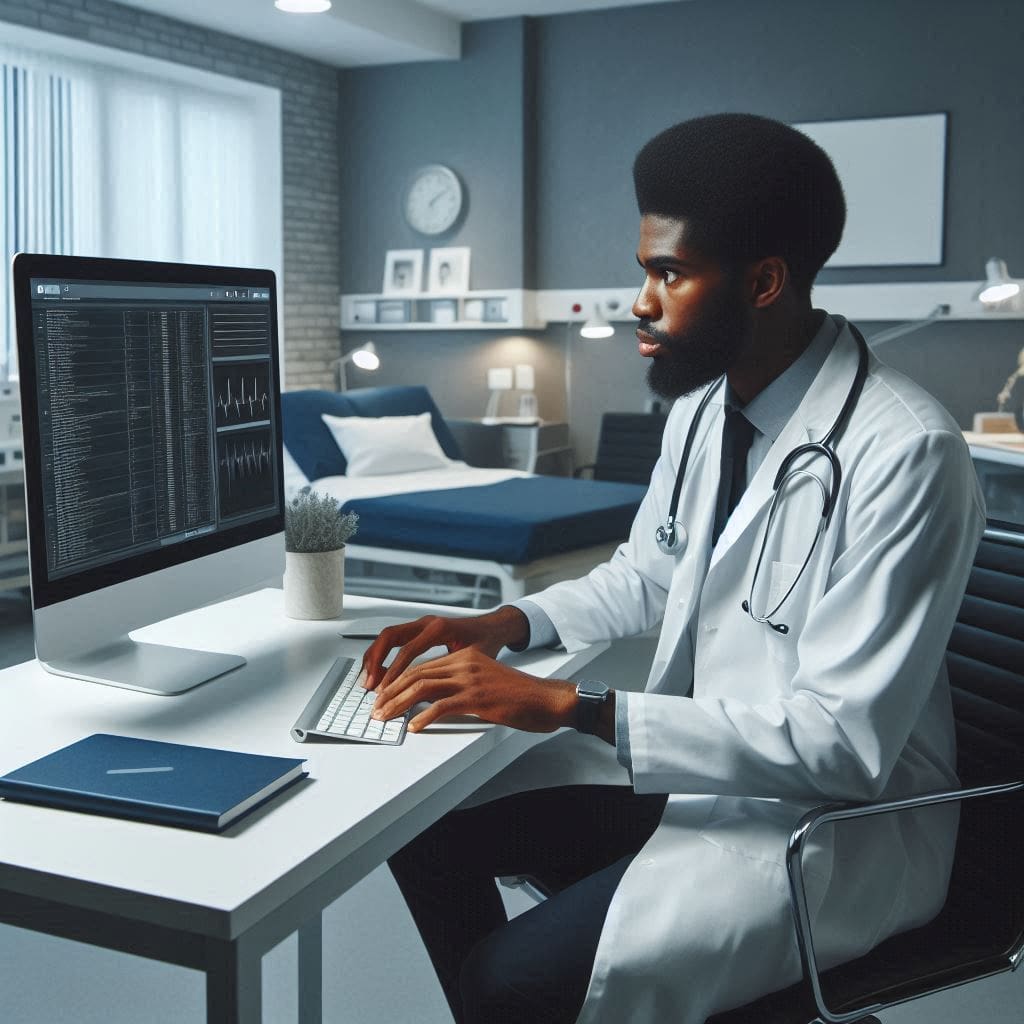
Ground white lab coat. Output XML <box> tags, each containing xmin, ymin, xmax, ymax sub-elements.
<box><xmin>464</xmin><ymin>319</ymin><xmax>986</xmax><ymax>1023</ymax></box>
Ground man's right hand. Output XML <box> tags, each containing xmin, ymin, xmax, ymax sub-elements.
<box><xmin>359</xmin><ymin>605</ymin><xmax>531</xmax><ymax>693</ymax></box>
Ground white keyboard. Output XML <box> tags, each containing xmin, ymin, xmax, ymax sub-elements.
<box><xmin>291</xmin><ymin>657</ymin><xmax>409</xmax><ymax>745</ymax></box>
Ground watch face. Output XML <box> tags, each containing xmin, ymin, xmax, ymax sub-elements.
<box><xmin>404</xmin><ymin>165</ymin><xmax>463</xmax><ymax>236</ymax></box>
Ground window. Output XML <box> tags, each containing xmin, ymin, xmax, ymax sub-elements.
<box><xmin>1</xmin><ymin>26</ymin><xmax>282</xmax><ymax>382</ymax></box>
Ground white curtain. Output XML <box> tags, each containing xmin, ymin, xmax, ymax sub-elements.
<box><xmin>1</xmin><ymin>55</ymin><xmax>92</xmax><ymax>379</ymax></box>
<box><xmin>1</xmin><ymin>41</ymin><xmax>278</xmax><ymax>381</ymax></box>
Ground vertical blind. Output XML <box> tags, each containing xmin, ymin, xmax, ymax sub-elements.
<box><xmin>1</xmin><ymin>42</ymin><xmax>276</xmax><ymax>382</ymax></box>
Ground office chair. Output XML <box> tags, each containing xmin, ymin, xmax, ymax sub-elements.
<box><xmin>502</xmin><ymin>523</ymin><xmax>1024</xmax><ymax>1024</ymax></box>
<box><xmin>573</xmin><ymin>412</ymin><xmax>667</xmax><ymax>485</ymax></box>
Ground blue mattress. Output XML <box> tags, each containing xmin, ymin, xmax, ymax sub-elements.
<box><xmin>342</xmin><ymin>477</ymin><xmax>647</xmax><ymax>564</ymax></box>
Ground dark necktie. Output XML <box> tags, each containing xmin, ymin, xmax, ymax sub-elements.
<box><xmin>712</xmin><ymin>407</ymin><xmax>756</xmax><ymax>545</ymax></box>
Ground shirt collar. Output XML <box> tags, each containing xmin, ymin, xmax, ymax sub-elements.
<box><xmin>723</xmin><ymin>311</ymin><xmax>839</xmax><ymax>442</ymax></box>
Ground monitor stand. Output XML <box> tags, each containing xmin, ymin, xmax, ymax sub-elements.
<box><xmin>40</xmin><ymin>638</ymin><xmax>246</xmax><ymax>696</ymax></box>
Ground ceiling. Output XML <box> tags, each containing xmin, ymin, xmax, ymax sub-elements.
<box><xmin>114</xmin><ymin>0</ymin><xmax>680</xmax><ymax>68</ymax></box>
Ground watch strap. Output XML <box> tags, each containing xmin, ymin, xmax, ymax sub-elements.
<box><xmin>575</xmin><ymin>680</ymin><xmax>609</xmax><ymax>735</ymax></box>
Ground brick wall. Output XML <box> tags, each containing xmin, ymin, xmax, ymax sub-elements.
<box><xmin>0</xmin><ymin>0</ymin><xmax>341</xmax><ymax>389</ymax></box>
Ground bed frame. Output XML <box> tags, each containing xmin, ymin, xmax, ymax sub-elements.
<box><xmin>343</xmin><ymin>541</ymin><xmax>620</xmax><ymax>609</ymax></box>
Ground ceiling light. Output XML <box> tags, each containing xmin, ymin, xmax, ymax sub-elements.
<box><xmin>978</xmin><ymin>258</ymin><xmax>1021</xmax><ymax>306</ymax></box>
<box><xmin>274</xmin><ymin>0</ymin><xmax>332</xmax><ymax>13</ymax></box>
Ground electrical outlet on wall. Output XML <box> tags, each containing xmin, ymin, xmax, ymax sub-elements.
<box><xmin>487</xmin><ymin>367</ymin><xmax>513</xmax><ymax>391</ymax></box>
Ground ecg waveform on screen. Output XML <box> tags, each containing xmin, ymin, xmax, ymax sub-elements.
<box><xmin>217</xmin><ymin>429</ymin><xmax>275</xmax><ymax>518</ymax></box>
<box><xmin>213</xmin><ymin>364</ymin><xmax>271</xmax><ymax>426</ymax></box>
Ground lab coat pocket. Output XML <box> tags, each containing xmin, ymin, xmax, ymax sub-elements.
<box><xmin>698</xmin><ymin>797</ymin><xmax>801</xmax><ymax>873</ymax></box>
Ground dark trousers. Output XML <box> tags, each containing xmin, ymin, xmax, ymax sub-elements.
<box><xmin>387</xmin><ymin>784</ymin><xmax>668</xmax><ymax>1024</ymax></box>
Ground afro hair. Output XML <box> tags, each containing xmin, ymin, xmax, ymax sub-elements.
<box><xmin>633</xmin><ymin>113</ymin><xmax>845</xmax><ymax>296</ymax></box>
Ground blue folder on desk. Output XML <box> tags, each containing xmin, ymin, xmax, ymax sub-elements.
<box><xmin>0</xmin><ymin>734</ymin><xmax>307</xmax><ymax>832</ymax></box>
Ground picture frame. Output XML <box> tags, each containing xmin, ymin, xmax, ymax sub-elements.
<box><xmin>427</xmin><ymin>246</ymin><xmax>471</xmax><ymax>294</ymax></box>
<box><xmin>382</xmin><ymin>249</ymin><xmax>424</xmax><ymax>296</ymax></box>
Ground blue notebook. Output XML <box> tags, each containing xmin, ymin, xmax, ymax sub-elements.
<box><xmin>0</xmin><ymin>734</ymin><xmax>307</xmax><ymax>832</ymax></box>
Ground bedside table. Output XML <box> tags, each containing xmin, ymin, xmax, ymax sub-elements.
<box><xmin>448</xmin><ymin>420</ymin><xmax>573</xmax><ymax>475</ymax></box>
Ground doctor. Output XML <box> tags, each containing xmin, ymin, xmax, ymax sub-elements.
<box><xmin>362</xmin><ymin>113</ymin><xmax>985</xmax><ymax>1024</ymax></box>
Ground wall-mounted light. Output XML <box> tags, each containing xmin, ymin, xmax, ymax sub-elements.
<box><xmin>334</xmin><ymin>342</ymin><xmax>379</xmax><ymax>391</ymax></box>
<box><xmin>274</xmin><ymin>0</ymin><xmax>332</xmax><ymax>13</ymax></box>
<box><xmin>977</xmin><ymin>258</ymin><xmax>1022</xmax><ymax>306</ymax></box>
<box><xmin>579</xmin><ymin>303</ymin><xmax>615</xmax><ymax>339</ymax></box>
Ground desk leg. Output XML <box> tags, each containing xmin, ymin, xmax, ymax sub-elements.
<box><xmin>206</xmin><ymin>935</ymin><xmax>263</xmax><ymax>1023</ymax></box>
<box><xmin>298</xmin><ymin>913</ymin><xmax>323</xmax><ymax>1023</ymax></box>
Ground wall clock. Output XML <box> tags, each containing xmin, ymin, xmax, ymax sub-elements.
<box><xmin>403</xmin><ymin>164</ymin><xmax>464</xmax><ymax>236</ymax></box>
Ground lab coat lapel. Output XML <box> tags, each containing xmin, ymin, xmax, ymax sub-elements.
<box><xmin>706</xmin><ymin>320</ymin><xmax>863</xmax><ymax>575</ymax></box>
<box><xmin>647</xmin><ymin>390</ymin><xmax>725</xmax><ymax>685</ymax></box>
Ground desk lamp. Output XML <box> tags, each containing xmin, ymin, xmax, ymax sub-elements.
<box><xmin>334</xmin><ymin>342</ymin><xmax>379</xmax><ymax>391</ymax></box>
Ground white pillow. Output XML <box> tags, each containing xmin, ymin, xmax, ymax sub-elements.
<box><xmin>321</xmin><ymin>411</ymin><xmax>453</xmax><ymax>477</ymax></box>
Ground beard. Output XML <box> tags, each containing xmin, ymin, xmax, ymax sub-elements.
<box><xmin>642</xmin><ymin>279</ymin><xmax>752</xmax><ymax>400</ymax></box>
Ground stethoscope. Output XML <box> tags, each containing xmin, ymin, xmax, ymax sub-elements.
<box><xmin>655</xmin><ymin>325</ymin><xmax>871</xmax><ymax>635</ymax></box>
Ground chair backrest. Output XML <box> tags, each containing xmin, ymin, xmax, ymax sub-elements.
<box><xmin>592</xmin><ymin>412</ymin><xmax>667</xmax><ymax>484</ymax></box>
<box><xmin>946</xmin><ymin>525</ymin><xmax>1024</xmax><ymax>787</ymax></box>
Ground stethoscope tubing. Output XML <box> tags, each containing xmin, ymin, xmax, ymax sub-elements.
<box><xmin>655</xmin><ymin>325</ymin><xmax>872</xmax><ymax>626</ymax></box>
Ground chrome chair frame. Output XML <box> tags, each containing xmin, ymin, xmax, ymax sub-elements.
<box><xmin>786</xmin><ymin>781</ymin><xmax>1024</xmax><ymax>1024</ymax></box>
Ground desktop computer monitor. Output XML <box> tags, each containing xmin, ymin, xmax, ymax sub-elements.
<box><xmin>12</xmin><ymin>253</ymin><xmax>286</xmax><ymax>695</ymax></box>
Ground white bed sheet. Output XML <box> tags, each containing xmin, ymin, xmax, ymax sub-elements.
<box><xmin>300</xmin><ymin>463</ymin><xmax>532</xmax><ymax>504</ymax></box>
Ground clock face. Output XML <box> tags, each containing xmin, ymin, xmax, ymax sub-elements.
<box><xmin>404</xmin><ymin>165</ymin><xmax>463</xmax><ymax>236</ymax></box>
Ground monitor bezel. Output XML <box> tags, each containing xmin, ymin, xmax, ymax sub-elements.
<box><xmin>12</xmin><ymin>252</ymin><xmax>285</xmax><ymax>611</ymax></box>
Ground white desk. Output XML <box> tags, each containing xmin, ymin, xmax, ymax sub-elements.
<box><xmin>0</xmin><ymin>589</ymin><xmax>606</xmax><ymax>1023</ymax></box>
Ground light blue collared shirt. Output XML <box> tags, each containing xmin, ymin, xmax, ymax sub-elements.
<box><xmin>513</xmin><ymin>313</ymin><xmax>839</xmax><ymax>776</ymax></box>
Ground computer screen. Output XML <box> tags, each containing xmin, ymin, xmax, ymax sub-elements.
<box><xmin>13</xmin><ymin>254</ymin><xmax>285</xmax><ymax>694</ymax></box>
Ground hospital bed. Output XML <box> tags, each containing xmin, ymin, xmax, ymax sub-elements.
<box><xmin>281</xmin><ymin>386</ymin><xmax>648</xmax><ymax>608</ymax></box>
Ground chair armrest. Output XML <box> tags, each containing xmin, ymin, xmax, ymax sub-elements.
<box><xmin>786</xmin><ymin>780</ymin><xmax>1024</xmax><ymax>1024</ymax></box>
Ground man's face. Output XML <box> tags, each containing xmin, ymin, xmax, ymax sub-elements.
<box><xmin>632</xmin><ymin>214</ymin><xmax>752</xmax><ymax>400</ymax></box>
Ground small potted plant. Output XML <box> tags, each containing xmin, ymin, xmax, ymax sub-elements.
<box><xmin>284</xmin><ymin>489</ymin><xmax>359</xmax><ymax>619</ymax></box>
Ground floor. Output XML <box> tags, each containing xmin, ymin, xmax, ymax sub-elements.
<box><xmin>0</xmin><ymin>609</ymin><xmax>1020</xmax><ymax>1022</ymax></box>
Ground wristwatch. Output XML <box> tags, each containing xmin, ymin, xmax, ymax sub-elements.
<box><xmin>575</xmin><ymin>680</ymin><xmax>610</xmax><ymax>735</ymax></box>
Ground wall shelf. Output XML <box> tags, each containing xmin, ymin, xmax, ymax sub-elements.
<box><xmin>342</xmin><ymin>282</ymin><xmax>1024</xmax><ymax>334</ymax></box>
<box><xmin>341</xmin><ymin>289</ymin><xmax>543</xmax><ymax>331</ymax></box>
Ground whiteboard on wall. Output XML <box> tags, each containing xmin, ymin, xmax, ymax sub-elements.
<box><xmin>794</xmin><ymin>113</ymin><xmax>947</xmax><ymax>267</ymax></box>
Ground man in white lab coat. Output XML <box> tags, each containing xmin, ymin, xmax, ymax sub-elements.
<box><xmin>363</xmin><ymin>113</ymin><xmax>985</xmax><ymax>1024</ymax></box>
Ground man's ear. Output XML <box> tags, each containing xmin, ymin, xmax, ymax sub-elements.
<box><xmin>748</xmin><ymin>257</ymin><xmax>788</xmax><ymax>308</ymax></box>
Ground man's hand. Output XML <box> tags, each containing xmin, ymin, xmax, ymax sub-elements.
<box><xmin>358</xmin><ymin>606</ymin><xmax>577</xmax><ymax>734</ymax></box>
<box><xmin>360</xmin><ymin>605</ymin><xmax>530</xmax><ymax>693</ymax></box>
<box><xmin>369</xmin><ymin>646</ymin><xmax>578</xmax><ymax>734</ymax></box>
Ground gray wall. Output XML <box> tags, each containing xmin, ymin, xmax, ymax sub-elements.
<box><xmin>338</xmin><ymin>18</ymin><xmax>535</xmax><ymax>293</ymax></box>
<box><xmin>338</xmin><ymin>0</ymin><xmax>1024</xmax><ymax>466</ymax></box>
<box><xmin>0</xmin><ymin>0</ymin><xmax>341</xmax><ymax>390</ymax></box>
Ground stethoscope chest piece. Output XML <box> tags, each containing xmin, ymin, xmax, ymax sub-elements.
<box><xmin>656</xmin><ymin>520</ymin><xmax>687</xmax><ymax>555</ymax></box>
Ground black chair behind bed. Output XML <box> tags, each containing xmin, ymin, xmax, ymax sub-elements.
<box><xmin>502</xmin><ymin>524</ymin><xmax>1024</xmax><ymax>1024</ymax></box>
<box><xmin>574</xmin><ymin>412</ymin><xmax>667</xmax><ymax>485</ymax></box>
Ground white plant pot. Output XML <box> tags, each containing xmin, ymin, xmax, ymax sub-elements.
<box><xmin>284</xmin><ymin>548</ymin><xmax>345</xmax><ymax>620</ymax></box>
